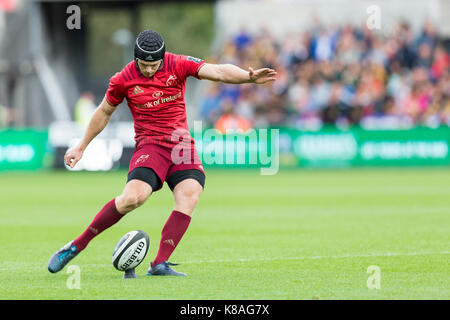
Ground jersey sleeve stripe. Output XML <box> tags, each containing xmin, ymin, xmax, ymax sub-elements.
<box><xmin>166</xmin><ymin>53</ymin><xmax>174</xmax><ymax>73</ymax></box>
<box><xmin>124</xmin><ymin>67</ymin><xmax>134</xmax><ymax>80</ymax></box>
<box><xmin>121</xmin><ymin>71</ymin><xmax>130</xmax><ymax>82</ymax></box>
<box><xmin>130</xmin><ymin>63</ymin><xmax>139</xmax><ymax>78</ymax></box>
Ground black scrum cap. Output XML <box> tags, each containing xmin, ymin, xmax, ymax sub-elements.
<box><xmin>134</xmin><ymin>30</ymin><xmax>165</xmax><ymax>62</ymax></box>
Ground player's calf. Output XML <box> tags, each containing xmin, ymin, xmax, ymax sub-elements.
<box><xmin>173</xmin><ymin>179</ymin><xmax>203</xmax><ymax>217</ymax></box>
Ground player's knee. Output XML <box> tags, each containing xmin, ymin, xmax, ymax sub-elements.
<box><xmin>118</xmin><ymin>191</ymin><xmax>149</xmax><ymax>212</ymax></box>
<box><xmin>176</xmin><ymin>183</ymin><xmax>203</xmax><ymax>208</ymax></box>
<box><xmin>129</xmin><ymin>192</ymin><xmax>149</xmax><ymax>208</ymax></box>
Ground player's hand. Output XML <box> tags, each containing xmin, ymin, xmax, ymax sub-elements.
<box><xmin>248</xmin><ymin>67</ymin><xmax>277</xmax><ymax>84</ymax></box>
<box><xmin>64</xmin><ymin>146</ymin><xmax>84</xmax><ymax>168</ymax></box>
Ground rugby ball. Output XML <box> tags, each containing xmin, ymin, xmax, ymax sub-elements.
<box><xmin>112</xmin><ymin>230</ymin><xmax>149</xmax><ymax>271</ymax></box>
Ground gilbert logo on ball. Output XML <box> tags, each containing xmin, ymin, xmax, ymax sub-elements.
<box><xmin>112</xmin><ymin>230</ymin><xmax>150</xmax><ymax>271</ymax></box>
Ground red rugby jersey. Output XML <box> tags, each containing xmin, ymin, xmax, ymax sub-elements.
<box><xmin>105</xmin><ymin>52</ymin><xmax>205</xmax><ymax>149</ymax></box>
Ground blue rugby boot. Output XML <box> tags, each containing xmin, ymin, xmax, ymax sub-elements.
<box><xmin>48</xmin><ymin>240</ymin><xmax>79</xmax><ymax>273</ymax></box>
<box><xmin>146</xmin><ymin>261</ymin><xmax>186</xmax><ymax>276</ymax></box>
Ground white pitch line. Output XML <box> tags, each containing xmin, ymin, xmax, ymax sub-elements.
<box><xmin>0</xmin><ymin>252</ymin><xmax>447</xmax><ymax>272</ymax></box>
<box><xmin>179</xmin><ymin>251</ymin><xmax>450</xmax><ymax>264</ymax></box>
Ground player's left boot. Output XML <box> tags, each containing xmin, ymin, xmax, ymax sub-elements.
<box><xmin>48</xmin><ymin>240</ymin><xmax>79</xmax><ymax>273</ymax></box>
<box><xmin>146</xmin><ymin>261</ymin><xmax>186</xmax><ymax>276</ymax></box>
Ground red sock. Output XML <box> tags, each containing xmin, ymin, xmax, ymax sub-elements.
<box><xmin>73</xmin><ymin>199</ymin><xmax>123</xmax><ymax>251</ymax></box>
<box><xmin>153</xmin><ymin>210</ymin><xmax>191</xmax><ymax>265</ymax></box>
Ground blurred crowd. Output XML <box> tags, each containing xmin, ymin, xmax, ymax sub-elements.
<box><xmin>200</xmin><ymin>21</ymin><xmax>450</xmax><ymax>132</ymax></box>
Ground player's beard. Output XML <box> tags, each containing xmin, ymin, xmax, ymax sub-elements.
<box><xmin>142</xmin><ymin>71</ymin><xmax>154</xmax><ymax>77</ymax></box>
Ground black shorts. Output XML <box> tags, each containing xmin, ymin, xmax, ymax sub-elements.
<box><xmin>127</xmin><ymin>167</ymin><xmax>205</xmax><ymax>192</ymax></box>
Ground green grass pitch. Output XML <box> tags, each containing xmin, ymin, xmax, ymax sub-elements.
<box><xmin>0</xmin><ymin>168</ymin><xmax>448</xmax><ymax>299</ymax></box>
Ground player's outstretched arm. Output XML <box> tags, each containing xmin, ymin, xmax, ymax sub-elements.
<box><xmin>198</xmin><ymin>63</ymin><xmax>276</xmax><ymax>85</ymax></box>
<box><xmin>64</xmin><ymin>98</ymin><xmax>117</xmax><ymax>168</ymax></box>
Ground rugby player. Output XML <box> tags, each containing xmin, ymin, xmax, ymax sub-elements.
<box><xmin>48</xmin><ymin>30</ymin><xmax>276</xmax><ymax>276</ymax></box>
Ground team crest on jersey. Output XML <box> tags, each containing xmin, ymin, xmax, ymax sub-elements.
<box><xmin>152</xmin><ymin>91</ymin><xmax>164</xmax><ymax>98</ymax></box>
<box><xmin>132</xmin><ymin>85</ymin><xmax>144</xmax><ymax>95</ymax></box>
<box><xmin>135</xmin><ymin>154</ymin><xmax>150</xmax><ymax>165</ymax></box>
<box><xmin>166</xmin><ymin>75</ymin><xmax>178</xmax><ymax>86</ymax></box>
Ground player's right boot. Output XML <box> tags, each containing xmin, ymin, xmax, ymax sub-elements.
<box><xmin>146</xmin><ymin>261</ymin><xmax>187</xmax><ymax>276</ymax></box>
<box><xmin>48</xmin><ymin>240</ymin><xmax>79</xmax><ymax>273</ymax></box>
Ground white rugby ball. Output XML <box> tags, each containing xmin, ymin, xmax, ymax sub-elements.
<box><xmin>112</xmin><ymin>230</ymin><xmax>150</xmax><ymax>271</ymax></box>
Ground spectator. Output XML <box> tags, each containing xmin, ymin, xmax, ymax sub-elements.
<box><xmin>234</xmin><ymin>26</ymin><xmax>252</xmax><ymax>51</ymax></box>
<box><xmin>200</xmin><ymin>84</ymin><xmax>222</xmax><ymax>126</ymax></box>
<box><xmin>74</xmin><ymin>92</ymin><xmax>96</xmax><ymax>127</ymax></box>
<box><xmin>214</xmin><ymin>98</ymin><xmax>252</xmax><ymax>133</ymax></box>
<box><xmin>201</xmin><ymin>21</ymin><xmax>450</xmax><ymax>129</ymax></box>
